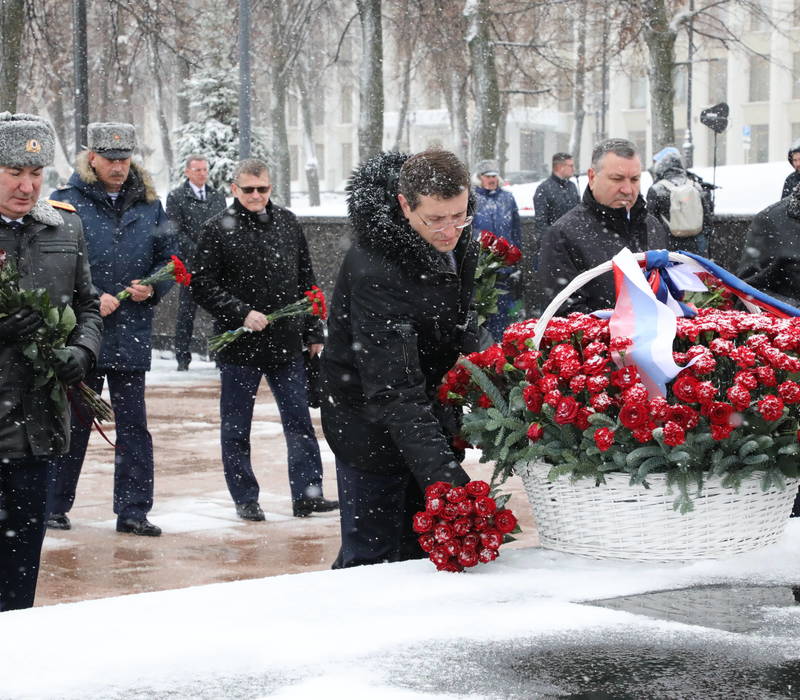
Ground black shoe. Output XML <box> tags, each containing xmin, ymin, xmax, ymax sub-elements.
<box><xmin>116</xmin><ymin>517</ymin><xmax>162</xmax><ymax>537</ymax></box>
<box><xmin>176</xmin><ymin>361</ymin><xmax>190</xmax><ymax>371</ymax></box>
<box><xmin>235</xmin><ymin>501</ymin><xmax>265</xmax><ymax>521</ymax></box>
<box><xmin>293</xmin><ymin>497</ymin><xmax>339</xmax><ymax>517</ymax></box>
<box><xmin>46</xmin><ymin>513</ymin><xmax>71</xmax><ymax>530</ymax></box>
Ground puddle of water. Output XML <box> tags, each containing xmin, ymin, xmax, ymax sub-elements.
<box><xmin>589</xmin><ymin>584</ymin><xmax>800</xmax><ymax>634</ymax></box>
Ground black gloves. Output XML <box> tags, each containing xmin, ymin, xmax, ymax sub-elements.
<box><xmin>0</xmin><ymin>307</ymin><xmax>43</xmax><ymax>341</ymax></box>
<box><xmin>53</xmin><ymin>346</ymin><xmax>92</xmax><ymax>386</ymax></box>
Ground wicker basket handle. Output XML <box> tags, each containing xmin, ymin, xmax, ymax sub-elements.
<box><xmin>531</xmin><ymin>251</ymin><xmax>760</xmax><ymax>350</ymax></box>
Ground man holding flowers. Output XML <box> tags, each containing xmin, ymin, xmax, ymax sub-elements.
<box><xmin>0</xmin><ymin>113</ymin><xmax>101</xmax><ymax>610</ymax></box>
<box><xmin>321</xmin><ymin>149</ymin><xmax>480</xmax><ymax>568</ymax></box>
<box><xmin>191</xmin><ymin>159</ymin><xmax>337</xmax><ymax>521</ymax></box>
<box><xmin>47</xmin><ymin>122</ymin><xmax>173</xmax><ymax>537</ymax></box>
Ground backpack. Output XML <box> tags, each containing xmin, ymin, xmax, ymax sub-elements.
<box><xmin>659</xmin><ymin>179</ymin><xmax>704</xmax><ymax>237</ymax></box>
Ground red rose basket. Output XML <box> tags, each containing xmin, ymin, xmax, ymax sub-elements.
<box><xmin>447</xmin><ymin>251</ymin><xmax>799</xmax><ymax>561</ymax></box>
<box><xmin>413</xmin><ymin>480</ymin><xmax>519</xmax><ymax>572</ymax></box>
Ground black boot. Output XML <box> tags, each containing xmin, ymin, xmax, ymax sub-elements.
<box><xmin>116</xmin><ymin>517</ymin><xmax>162</xmax><ymax>536</ymax></box>
<box><xmin>46</xmin><ymin>513</ymin><xmax>71</xmax><ymax>530</ymax></box>
<box><xmin>293</xmin><ymin>497</ymin><xmax>339</xmax><ymax>517</ymax></box>
<box><xmin>235</xmin><ymin>501</ymin><xmax>266</xmax><ymax>521</ymax></box>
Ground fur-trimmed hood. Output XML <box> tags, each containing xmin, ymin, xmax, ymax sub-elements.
<box><xmin>346</xmin><ymin>151</ymin><xmax>475</xmax><ymax>276</ymax></box>
<box><xmin>72</xmin><ymin>150</ymin><xmax>159</xmax><ymax>204</ymax></box>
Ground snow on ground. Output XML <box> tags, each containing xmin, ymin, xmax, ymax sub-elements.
<box><xmin>3</xmin><ymin>519</ymin><xmax>798</xmax><ymax>699</ymax></box>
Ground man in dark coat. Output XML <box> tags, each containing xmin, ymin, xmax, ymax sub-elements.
<box><xmin>47</xmin><ymin>122</ymin><xmax>173</xmax><ymax>537</ymax></box>
<box><xmin>191</xmin><ymin>158</ymin><xmax>337</xmax><ymax>521</ymax></box>
<box><xmin>321</xmin><ymin>149</ymin><xmax>479</xmax><ymax>568</ymax></box>
<box><xmin>739</xmin><ymin>188</ymin><xmax>800</xmax><ymax>518</ymax></box>
<box><xmin>166</xmin><ymin>154</ymin><xmax>226</xmax><ymax>371</ymax></box>
<box><xmin>0</xmin><ymin>113</ymin><xmax>101</xmax><ymax>610</ymax></box>
<box><xmin>781</xmin><ymin>139</ymin><xmax>800</xmax><ymax>199</ymax></box>
<box><xmin>646</xmin><ymin>146</ymin><xmax>713</xmax><ymax>256</ymax></box>
<box><xmin>538</xmin><ymin>138</ymin><xmax>669</xmax><ymax>315</ymax></box>
<box><xmin>533</xmin><ymin>152</ymin><xmax>579</xmax><ymax>261</ymax></box>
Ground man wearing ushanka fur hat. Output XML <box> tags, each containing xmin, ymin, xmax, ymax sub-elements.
<box><xmin>47</xmin><ymin>121</ymin><xmax>174</xmax><ymax>538</ymax></box>
<box><xmin>0</xmin><ymin>112</ymin><xmax>102</xmax><ymax>611</ymax></box>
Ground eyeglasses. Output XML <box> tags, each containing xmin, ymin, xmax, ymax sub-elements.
<box><xmin>416</xmin><ymin>213</ymin><xmax>473</xmax><ymax>234</ymax></box>
<box><xmin>237</xmin><ymin>185</ymin><xmax>271</xmax><ymax>194</ymax></box>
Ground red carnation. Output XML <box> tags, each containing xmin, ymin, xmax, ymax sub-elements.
<box><xmin>778</xmin><ymin>381</ymin><xmax>800</xmax><ymax>404</ymax></box>
<box><xmin>663</xmin><ymin>421</ymin><xmax>686</xmax><ymax>446</ymax></box>
<box><xmin>632</xmin><ymin>426</ymin><xmax>654</xmax><ymax>443</ymax></box>
<box><xmin>586</xmin><ymin>375</ymin><xmax>610</xmax><ymax>393</ymax></box>
<box><xmin>726</xmin><ymin>385</ymin><xmax>751</xmax><ymax>411</ymax></box>
<box><xmin>758</xmin><ymin>395</ymin><xmax>785</xmax><ymax>422</ymax></box>
<box><xmin>594</xmin><ymin>427</ymin><xmax>615</xmax><ymax>451</ymax></box>
<box><xmin>493</xmin><ymin>509</ymin><xmax>518</xmax><ymax>533</ymax></box>
<box><xmin>711</xmin><ymin>423</ymin><xmax>734</xmax><ymax>440</ymax></box>
<box><xmin>170</xmin><ymin>255</ymin><xmax>192</xmax><ymax>286</ymax></box>
<box><xmin>590</xmin><ymin>392</ymin><xmax>613</xmax><ymax>412</ymax></box>
<box><xmin>477</xmin><ymin>394</ymin><xmax>493</xmax><ymax>409</ymax></box>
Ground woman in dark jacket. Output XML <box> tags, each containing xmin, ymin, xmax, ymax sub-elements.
<box><xmin>322</xmin><ymin>150</ymin><xmax>479</xmax><ymax>568</ymax></box>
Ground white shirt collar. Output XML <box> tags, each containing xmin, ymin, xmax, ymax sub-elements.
<box><xmin>190</xmin><ymin>183</ymin><xmax>205</xmax><ymax>198</ymax></box>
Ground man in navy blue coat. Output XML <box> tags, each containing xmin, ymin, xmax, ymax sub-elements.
<box><xmin>47</xmin><ymin>122</ymin><xmax>173</xmax><ymax>536</ymax></box>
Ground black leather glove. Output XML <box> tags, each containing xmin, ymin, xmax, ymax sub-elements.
<box><xmin>53</xmin><ymin>346</ymin><xmax>92</xmax><ymax>386</ymax></box>
<box><xmin>0</xmin><ymin>307</ymin><xmax>43</xmax><ymax>341</ymax></box>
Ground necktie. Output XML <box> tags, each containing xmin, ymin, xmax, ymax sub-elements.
<box><xmin>198</xmin><ymin>190</ymin><xmax>205</xmax><ymax>201</ymax></box>
<box><xmin>5</xmin><ymin>220</ymin><xmax>23</xmax><ymax>230</ymax></box>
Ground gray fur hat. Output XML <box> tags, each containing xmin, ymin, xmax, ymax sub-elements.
<box><xmin>0</xmin><ymin>112</ymin><xmax>56</xmax><ymax>168</ymax></box>
<box><xmin>88</xmin><ymin>121</ymin><xmax>136</xmax><ymax>159</ymax></box>
<box><xmin>475</xmin><ymin>159</ymin><xmax>500</xmax><ymax>176</ymax></box>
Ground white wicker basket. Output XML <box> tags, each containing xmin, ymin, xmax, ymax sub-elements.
<box><xmin>517</xmin><ymin>461</ymin><xmax>798</xmax><ymax>561</ymax></box>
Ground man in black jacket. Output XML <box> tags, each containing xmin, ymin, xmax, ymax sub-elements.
<box><xmin>321</xmin><ymin>149</ymin><xmax>479</xmax><ymax>568</ymax></box>
<box><xmin>191</xmin><ymin>159</ymin><xmax>337</xmax><ymax>521</ymax></box>
<box><xmin>538</xmin><ymin>138</ymin><xmax>669</xmax><ymax>314</ymax></box>
<box><xmin>166</xmin><ymin>155</ymin><xmax>227</xmax><ymax>371</ymax></box>
<box><xmin>782</xmin><ymin>140</ymin><xmax>800</xmax><ymax>199</ymax></box>
<box><xmin>533</xmin><ymin>152</ymin><xmax>579</xmax><ymax>247</ymax></box>
<box><xmin>0</xmin><ymin>113</ymin><xmax>101</xmax><ymax>610</ymax></box>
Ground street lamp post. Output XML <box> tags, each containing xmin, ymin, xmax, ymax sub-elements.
<box><xmin>683</xmin><ymin>0</ymin><xmax>695</xmax><ymax>167</ymax></box>
<box><xmin>73</xmin><ymin>0</ymin><xmax>89</xmax><ymax>158</ymax></box>
<box><xmin>238</xmin><ymin>0</ymin><xmax>252</xmax><ymax>159</ymax></box>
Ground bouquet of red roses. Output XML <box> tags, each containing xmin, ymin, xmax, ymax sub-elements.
<box><xmin>208</xmin><ymin>286</ymin><xmax>328</xmax><ymax>353</ymax></box>
<box><xmin>116</xmin><ymin>255</ymin><xmax>191</xmax><ymax>300</ymax></box>
<box><xmin>0</xmin><ymin>249</ymin><xmax>112</xmax><ymax>422</ymax></box>
<box><xmin>412</xmin><ymin>479</ymin><xmax>519</xmax><ymax>572</ymax></box>
<box><xmin>474</xmin><ymin>230</ymin><xmax>523</xmax><ymax>326</ymax></box>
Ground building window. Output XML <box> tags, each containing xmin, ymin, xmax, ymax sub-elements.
<box><xmin>287</xmin><ymin>94</ymin><xmax>298</xmax><ymax>128</ymax></box>
<box><xmin>341</xmin><ymin>142</ymin><xmax>352</xmax><ymax>181</ymax></box>
<box><xmin>315</xmin><ymin>143</ymin><xmax>325</xmax><ymax>179</ymax></box>
<box><xmin>673</xmin><ymin>64</ymin><xmax>687</xmax><ymax>105</ymax></box>
<box><xmin>794</xmin><ymin>53</ymin><xmax>800</xmax><ymax>100</ymax></box>
<box><xmin>628</xmin><ymin>130</ymin><xmax>647</xmax><ymax>163</ymax></box>
<box><xmin>341</xmin><ymin>87</ymin><xmax>353</xmax><ymax>124</ymax></box>
<box><xmin>748</xmin><ymin>54</ymin><xmax>770</xmax><ymax>102</ymax></box>
<box><xmin>630</xmin><ymin>72</ymin><xmax>647</xmax><ymax>109</ymax></box>
<box><xmin>707</xmin><ymin>129</ymin><xmax>726</xmax><ymax>166</ymax></box>
<box><xmin>707</xmin><ymin>58</ymin><xmax>727</xmax><ymax>104</ymax></box>
<box><xmin>519</xmin><ymin>129</ymin><xmax>545</xmax><ymax>171</ymax></box>
<box><xmin>290</xmin><ymin>145</ymin><xmax>299</xmax><ymax>181</ymax></box>
<box><xmin>748</xmin><ymin>124</ymin><xmax>769</xmax><ymax>164</ymax></box>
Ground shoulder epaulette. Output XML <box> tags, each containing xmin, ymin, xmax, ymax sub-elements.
<box><xmin>47</xmin><ymin>200</ymin><xmax>76</xmax><ymax>213</ymax></box>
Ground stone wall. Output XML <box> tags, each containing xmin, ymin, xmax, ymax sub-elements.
<box><xmin>152</xmin><ymin>213</ymin><xmax>755</xmax><ymax>354</ymax></box>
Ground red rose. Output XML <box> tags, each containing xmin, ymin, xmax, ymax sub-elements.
<box><xmin>663</xmin><ymin>421</ymin><xmax>686</xmax><ymax>446</ymax></box>
<box><xmin>672</xmin><ymin>373</ymin><xmax>699</xmax><ymax>402</ymax></box>
<box><xmin>446</xmin><ymin>486</ymin><xmax>468</xmax><ymax>503</ymax></box>
<box><xmin>477</xmin><ymin>394</ymin><xmax>493</xmax><ymax>409</ymax></box>
<box><xmin>619</xmin><ymin>402</ymin><xmax>649</xmax><ymax>429</ymax></box>
<box><xmin>425</xmin><ymin>496</ymin><xmax>445</xmax><ymax>515</ymax></box>
<box><xmin>465</xmin><ymin>480</ymin><xmax>490</xmax><ymax>497</ymax></box>
<box><xmin>457</xmin><ymin>547</ymin><xmax>479</xmax><ymax>568</ymax></box>
<box><xmin>418</xmin><ymin>534</ymin><xmax>436</xmax><ymax>552</ymax></box>
<box><xmin>758</xmin><ymin>395</ymin><xmax>785</xmax><ymax>421</ymax></box>
<box><xmin>632</xmin><ymin>426</ymin><xmax>654</xmax><ymax>443</ymax></box>
<box><xmin>425</xmin><ymin>481</ymin><xmax>450</xmax><ymax>499</ymax></box>
<box><xmin>574</xmin><ymin>407</ymin><xmax>592</xmax><ymax>431</ymax></box>
<box><xmin>478</xmin><ymin>547</ymin><xmax>498</xmax><ymax>563</ymax></box>
<box><xmin>594</xmin><ymin>427</ymin><xmax>615</xmax><ymax>451</ymax></box>
<box><xmin>527</xmin><ymin>422</ymin><xmax>544</xmax><ymax>442</ymax></box>
<box><xmin>504</xmin><ymin>245</ymin><xmax>522</xmax><ymax>266</ymax></box>
<box><xmin>706</xmin><ymin>401</ymin><xmax>734</xmax><ymax>426</ymax></box>
<box><xmin>412</xmin><ymin>512</ymin><xmax>434</xmax><ymax>533</ymax></box>
<box><xmin>493</xmin><ymin>509</ymin><xmax>518</xmax><ymax>533</ymax></box>
<box><xmin>462</xmin><ymin>533</ymin><xmax>480</xmax><ymax>549</ymax></box>
<box><xmin>436</xmin><ymin>560</ymin><xmax>463</xmax><ymax>572</ymax></box>
<box><xmin>430</xmin><ymin>546</ymin><xmax>450</xmax><ymax>567</ymax></box>
<box><xmin>610</xmin><ymin>366</ymin><xmax>639</xmax><ymax>388</ymax></box>
<box><xmin>474</xmin><ymin>496</ymin><xmax>497</xmax><ymax>516</ymax></box>
<box><xmin>554</xmin><ymin>396</ymin><xmax>580</xmax><ymax>424</ymax></box>
<box><xmin>451</xmin><ymin>435</ymin><xmax>472</xmax><ymax>451</ymax></box>
<box><xmin>456</xmin><ymin>499</ymin><xmax>474</xmax><ymax>516</ymax></box>
<box><xmin>778</xmin><ymin>381</ymin><xmax>800</xmax><ymax>404</ymax></box>
<box><xmin>434</xmin><ymin>522</ymin><xmax>454</xmax><ymax>542</ymax></box>
<box><xmin>472</xmin><ymin>515</ymin><xmax>490</xmax><ymax>531</ymax></box>
<box><xmin>440</xmin><ymin>503</ymin><xmax>459</xmax><ymax>521</ymax></box>
<box><xmin>452</xmin><ymin>517</ymin><xmax>472</xmax><ymax>537</ymax></box>
<box><xmin>444</xmin><ymin>540</ymin><xmax>461</xmax><ymax>557</ymax></box>
<box><xmin>492</xmin><ymin>236</ymin><xmax>510</xmax><ymax>257</ymax></box>
<box><xmin>480</xmin><ymin>529</ymin><xmax>503</xmax><ymax>550</ymax></box>
<box><xmin>478</xmin><ymin>230</ymin><xmax>496</xmax><ymax>249</ymax></box>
